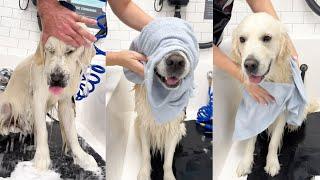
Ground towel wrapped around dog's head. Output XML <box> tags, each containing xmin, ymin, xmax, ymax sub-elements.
<box><xmin>124</xmin><ymin>17</ymin><xmax>199</xmax><ymax>123</ymax></box>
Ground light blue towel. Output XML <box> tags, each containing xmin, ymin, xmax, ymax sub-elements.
<box><xmin>123</xmin><ymin>17</ymin><xmax>199</xmax><ymax>124</ymax></box>
<box><xmin>233</xmin><ymin>60</ymin><xmax>307</xmax><ymax>141</ymax></box>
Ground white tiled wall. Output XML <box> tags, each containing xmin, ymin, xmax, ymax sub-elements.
<box><xmin>224</xmin><ymin>0</ymin><xmax>320</xmax><ymax>37</ymax></box>
<box><xmin>0</xmin><ymin>0</ymin><xmax>212</xmax><ymax>57</ymax></box>
<box><xmin>106</xmin><ymin>0</ymin><xmax>212</xmax><ymax>51</ymax></box>
<box><xmin>0</xmin><ymin>0</ymin><xmax>39</xmax><ymax>57</ymax></box>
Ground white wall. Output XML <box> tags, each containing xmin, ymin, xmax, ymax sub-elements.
<box><xmin>106</xmin><ymin>0</ymin><xmax>213</xmax><ymax>51</ymax></box>
<box><xmin>224</xmin><ymin>0</ymin><xmax>320</xmax><ymax>37</ymax></box>
<box><xmin>0</xmin><ymin>0</ymin><xmax>212</xmax><ymax>57</ymax></box>
<box><xmin>0</xmin><ymin>0</ymin><xmax>39</xmax><ymax>57</ymax></box>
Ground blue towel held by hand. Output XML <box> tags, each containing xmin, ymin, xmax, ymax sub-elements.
<box><xmin>233</xmin><ymin>60</ymin><xmax>307</xmax><ymax>141</ymax></box>
<box><xmin>123</xmin><ymin>17</ymin><xmax>199</xmax><ymax>124</ymax></box>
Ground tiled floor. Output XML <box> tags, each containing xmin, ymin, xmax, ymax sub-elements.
<box><xmin>0</xmin><ymin>121</ymin><xmax>106</xmax><ymax>180</ymax></box>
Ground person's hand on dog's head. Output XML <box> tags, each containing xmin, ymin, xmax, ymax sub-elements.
<box><xmin>105</xmin><ymin>50</ymin><xmax>148</xmax><ymax>77</ymax></box>
<box><xmin>38</xmin><ymin>0</ymin><xmax>97</xmax><ymax>48</ymax></box>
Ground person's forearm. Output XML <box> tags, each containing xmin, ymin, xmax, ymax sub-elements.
<box><xmin>108</xmin><ymin>0</ymin><xmax>153</xmax><ymax>31</ymax></box>
<box><xmin>246</xmin><ymin>0</ymin><xmax>298</xmax><ymax>58</ymax></box>
<box><xmin>246</xmin><ymin>0</ymin><xmax>278</xmax><ymax>18</ymax></box>
<box><xmin>213</xmin><ymin>46</ymin><xmax>244</xmax><ymax>83</ymax></box>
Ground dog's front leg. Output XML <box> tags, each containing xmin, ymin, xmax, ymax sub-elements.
<box><xmin>264</xmin><ymin>115</ymin><xmax>286</xmax><ymax>176</ymax></box>
<box><xmin>138</xmin><ymin>122</ymin><xmax>151</xmax><ymax>180</ymax></box>
<box><xmin>163</xmin><ymin>131</ymin><xmax>181</xmax><ymax>180</ymax></box>
<box><xmin>236</xmin><ymin>136</ymin><xmax>257</xmax><ymax>177</ymax></box>
<box><xmin>33</xmin><ymin>92</ymin><xmax>51</xmax><ymax>170</ymax></box>
<box><xmin>58</xmin><ymin>98</ymin><xmax>98</xmax><ymax>171</ymax></box>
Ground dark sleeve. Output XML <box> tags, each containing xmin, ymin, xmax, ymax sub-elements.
<box><xmin>213</xmin><ymin>0</ymin><xmax>234</xmax><ymax>46</ymax></box>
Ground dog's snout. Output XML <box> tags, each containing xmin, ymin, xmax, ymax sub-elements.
<box><xmin>244</xmin><ymin>58</ymin><xmax>259</xmax><ymax>73</ymax></box>
<box><xmin>50</xmin><ymin>73</ymin><xmax>64</xmax><ymax>83</ymax></box>
<box><xmin>165</xmin><ymin>58</ymin><xmax>185</xmax><ymax>68</ymax></box>
<box><xmin>165</xmin><ymin>54</ymin><xmax>186</xmax><ymax>76</ymax></box>
<box><xmin>48</xmin><ymin>68</ymin><xmax>69</xmax><ymax>88</ymax></box>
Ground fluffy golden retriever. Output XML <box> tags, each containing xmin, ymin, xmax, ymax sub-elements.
<box><xmin>232</xmin><ymin>13</ymin><xmax>318</xmax><ymax>177</ymax></box>
<box><xmin>135</xmin><ymin>51</ymin><xmax>189</xmax><ymax>180</ymax></box>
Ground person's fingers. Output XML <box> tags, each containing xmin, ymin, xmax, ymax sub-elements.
<box><xmin>261</xmin><ymin>95</ymin><xmax>270</xmax><ymax>105</ymax></box>
<box><xmin>250</xmin><ymin>93</ymin><xmax>259</xmax><ymax>103</ymax></box>
<box><xmin>132</xmin><ymin>51</ymin><xmax>148</xmax><ymax>61</ymax></box>
<box><xmin>65</xmin><ymin>26</ymin><xmax>85</xmax><ymax>47</ymax></box>
<box><xmin>129</xmin><ymin>61</ymin><xmax>145</xmax><ymax>77</ymax></box>
<box><xmin>258</xmin><ymin>96</ymin><xmax>267</xmax><ymax>105</ymax></box>
<box><xmin>60</xmin><ymin>34</ymin><xmax>79</xmax><ymax>47</ymax></box>
<box><xmin>74</xmin><ymin>14</ymin><xmax>97</xmax><ymax>25</ymax></box>
<box><xmin>72</xmin><ymin>23</ymin><xmax>96</xmax><ymax>43</ymax></box>
<box><xmin>267</xmin><ymin>94</ymin><xmax>275</xmax><ymax>102</ymax></box>
<box><xmin>259</xmin><ymin>87</ymin><xmax>275</xmax><ymax>102</ymax></box>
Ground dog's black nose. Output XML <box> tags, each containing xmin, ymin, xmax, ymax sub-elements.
<box><xmin>166</xmin><ymin>57</ymin><xmax>185</xmax><ymax>69</ymax></box>
<box><xmin>50</xmin><ymin>72</ymin><xmax>64</xmax><ymax>83</ymax></box>
<box><xmin>244</xmin><ymin>58</ymin><xmax>259</xmax><ymax>73</ymax></box>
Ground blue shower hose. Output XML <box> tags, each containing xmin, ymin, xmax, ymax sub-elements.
<box><xmin>196</xmin><ymin>71</ymin><xmax>213</xmax><ymax>132</ymax></box>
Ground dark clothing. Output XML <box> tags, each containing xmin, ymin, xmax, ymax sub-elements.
<box><xmin>213</xmin><ymin>0</ymin><xmax>234</xmax><ymax>45</ymax></box>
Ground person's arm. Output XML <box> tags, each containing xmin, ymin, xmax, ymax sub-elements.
<box><xmin>105</xmin><ymin>0</ymin><xmax>153</xmax><ymax>76</ymax></box>
<box><xmin>213</xmin><ymin>45</ymin><xmax>274</xmax><ymax>104</ymax></box>
<box><xmin>108</xmin><ymin>0</ymin><xmax>153</xmax><ymax>31</ymax></box>
<box><xmin>213</xmin><ymin>45</ymin><xmax>244</xmax><ymax>83</ymax></box>
<box><xmin>37</xmin><ymin>0</ymin><xmax>97</xmax><ymax>47</ymax></box>
<box><xmin>246</xmin><ymin>0</ymin><xmax>299</xmax><ymax>62</ymax></box>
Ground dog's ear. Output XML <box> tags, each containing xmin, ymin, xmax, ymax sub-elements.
<box><xmin>231</xmin><ymin>28</ymin><xmax>242</xmax><ymax>65</ymax></box>
<box><xmin>34</xmin><ymin>41</ymin><xmax>45</xmax><ymax>65</ymax></box>
<box><xmin>80</xmin><ymin>45</ymin><xmax>96</xmax><ymax>66</ymax></box>
<box><xmin>277</xmin><ymin>26</ymin><xmax>291</xmax><ymax>62</ymax></box>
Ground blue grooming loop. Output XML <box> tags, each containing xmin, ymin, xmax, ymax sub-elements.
<box><xmin>196</xmin><ymin>71</ymin><xmax>213</xmax><ymax>132</ymax></box>
<box><xmin>76</xmin><ymin>0</ymin><xmax>108</xmax><ymax>101</ymax></box>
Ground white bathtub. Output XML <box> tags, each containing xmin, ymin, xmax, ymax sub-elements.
<box><xmin>214</xmin><ymin>37</ymin><xmax>320</xmax><ymax>180</ymax></box>
<box><xmin>105</xmin><ymin>49</ymin><xmax>213</xmax><ymax>180</ymax></box>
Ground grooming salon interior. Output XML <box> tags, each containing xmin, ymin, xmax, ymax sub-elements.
<box><xmin>0</xmin><ymin>0</ymin><xmax>213</xmax><ymax>180</ymax></box>
<box><xmin>3</xmin><ymin>0</ymin><xmax>320</xmax><ymax>180</ymax></box>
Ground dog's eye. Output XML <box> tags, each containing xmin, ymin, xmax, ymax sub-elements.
<box><xmin>239</xmin><ymin>36</ymin><xmax>246</xmax><ymax>43</ymax></box>
<box><xmin>65</xmin><ymin>50</ymin><xmax>74</xmax><ymax>56</ymax></box>
<box><xmin>262</xmin><ymin>35</ymin><xmax>272</xmax><ymax>42</ymax></box>
<box><xmin>48</xmin><ymin>49</ymin><xmax>55</xmax><ymax>54</ymax></box>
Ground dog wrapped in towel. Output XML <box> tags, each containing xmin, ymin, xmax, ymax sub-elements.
<box><xmin>233</xmin><ymin>59</ymin><xmax>307</xmax><ymax>141</ymax></box>
<box><xmin>124</xmin><ymin>17</ymin><xmax>199</xmax><ymax>123</ymax></box>
<box><xmin>234</xmin><ymin>59</ymin><xmax>319</xmax><ymax>177</ymax></box>
<box><xmin>123</xmin><ymin>17</ymin><xmax>199</xmax><ymax>180</ymax></box>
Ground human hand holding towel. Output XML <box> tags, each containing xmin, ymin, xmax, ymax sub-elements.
<box><xmin>106</xmin><ymin>50</ymin><xmax>148</xmax><ymax>77</ymax></box>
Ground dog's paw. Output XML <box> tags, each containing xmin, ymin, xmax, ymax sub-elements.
<box><xmin>264</xmin><ymin>157</ymin><xmax>280</xmax><ymax>177</ymax></box>
<box><xmin>137</xmin><ymin>165</ymin><xmax>151</xmax><ymax>180</ymax></box>
<box><xmin>236</xmin><ymin>159</ymin><xmax>253</xmax><ymax>177</ymax></box>
<box><xmin>73</xmin><ymin>151</ymin><xmax>99</xmax><ymax>172</ymax></box>
<box><xmin>163</xmin><ymin>169</ymin><xmax>176</xmax><ymax>180</ymax></box>
<box><xmin>33</xmin><ymin>150</ymin><xmax>51</xmax><ymax>171</ymax></box>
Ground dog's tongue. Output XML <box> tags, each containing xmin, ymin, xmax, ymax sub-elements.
<box><xmin>249</xmin><ymin>75</ymin><xmax>263</xmax><ymax>84</ymax></box>
<box><xmin>165</xmin><ymin>77</ymin><xmax>179</xmax><ymax>85</ymax></box>
<box><xmin>49</xmin><ymin>87</ymin><xmax>63</xmax><ymax>95</ymax></box>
